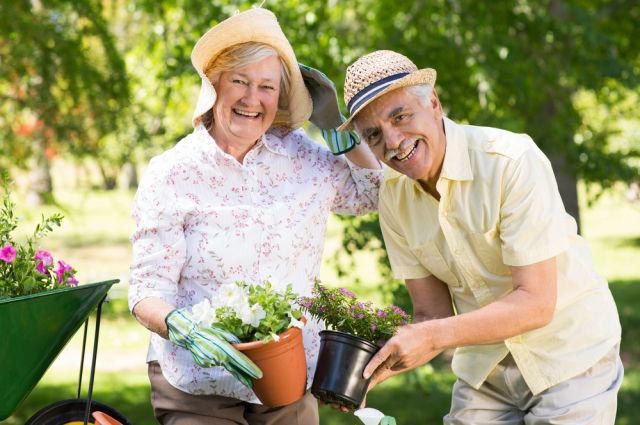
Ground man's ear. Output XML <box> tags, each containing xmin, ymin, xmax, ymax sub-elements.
<box><xmin>431</xmin><ymin>88</ymin><xmax>443</xmax><ymax>118</ymax></box>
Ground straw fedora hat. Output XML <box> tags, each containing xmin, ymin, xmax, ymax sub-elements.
<box><xmin>190</xmin><ymin>8</ymin><xmax>312</xmax><ymax>128</ymax></box>
<box><xmin>337</xmin><ymin>50</ymin><xmax>437</xmax><ymax>131</ymax></box>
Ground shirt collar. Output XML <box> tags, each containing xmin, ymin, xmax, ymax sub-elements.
<box><xmin>261</xmin><ymin>128</ymin><xmax>292</xmax><ymax>158</ymax></box>
<box><xmin>440</xmin><ymin>117</ymin><xmax>473</xmax><ymax>182</ymax></box>
<box><xmin>195</xmin><ymin>125</ymin><xmax>290</xmax><ymax>159</ymax></box>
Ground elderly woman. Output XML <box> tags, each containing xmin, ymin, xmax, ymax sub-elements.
<box><xmin>128</xmin><ymin>8</ymin><xmax>382</xmax><ymax>425</ymax></box>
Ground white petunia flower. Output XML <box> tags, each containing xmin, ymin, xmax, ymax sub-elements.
<box><xmin>289</xmin><ymin>316</ymin><xmax>305</xmax><ymax>329</ymax></box>
<box><xmin>218</xmin><ymin>283</ymin><xmax>250</xmax><ymax>314</ymax></box>
<box><xmin>192</xmin><ymin>299</ymin><xmax>217</xmax><ymax>327</ymax></box>
<box><xmin>239</xmin><ymin>303</ymin><xmax>266</xmax><ymax>328</ymax></box>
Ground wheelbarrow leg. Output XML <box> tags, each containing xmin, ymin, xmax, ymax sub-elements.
<box><xmin>83</xmin><ymin>294</ymin><xmax>106</xmax><ymax>425</ymax></box>
<box><xmin>77</xmin><ymin>319</ymin><xmax>89</xmax><ymax>399</ymax></box>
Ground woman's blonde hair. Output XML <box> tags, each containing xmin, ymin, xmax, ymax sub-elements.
<box><xmin>201</xmin><ymin>42</ymin><xmax>291</xmax><ymax>131</ymax></box>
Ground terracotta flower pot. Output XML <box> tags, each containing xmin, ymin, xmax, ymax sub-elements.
<box><xmin>311</xmin><ymin>330</ymin><xmax>380</xmax><ymax>410</ymax></box>
<box><xmin>234</xmin><ymin>325</ymin><xmax>307</xmax><ymax>407</ymax></box>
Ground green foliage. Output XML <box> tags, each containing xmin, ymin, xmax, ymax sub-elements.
<box><xmin>298</xmin><ymin>282</ymin><xmax>410</xmax><ymax>343</ymax></box>
<box><xmin>0</xmin><ymin>172</ymin><xmax>77</xmax><ymax>297</ymax></box>
<box><xmin>0</xmin><ymin>0</ymin><xmax>129</xmax><ymax>174</ymax></box>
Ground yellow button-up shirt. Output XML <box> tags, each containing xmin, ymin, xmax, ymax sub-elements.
<box><xmin>379</xmin><ymin>117</ymin><xmax>621</xmax><ymax>394</ymax></box>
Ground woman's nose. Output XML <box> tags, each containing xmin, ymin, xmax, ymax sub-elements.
<box><xmin>241</xmin><ymin>85</ymin><xmax>260</xmax><ymax>106</ymax></box>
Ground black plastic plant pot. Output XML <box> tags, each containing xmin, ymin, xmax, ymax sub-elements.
<box><xmin>311</xmin><ymin>330</ymin><xmax>380</xmax><ymax>410</ymax></box>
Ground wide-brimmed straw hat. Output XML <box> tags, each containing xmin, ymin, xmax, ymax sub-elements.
<box><xmin>337</xmin><ymin>50</ymin><xmax>437</xmax><ymax>131</ymax></box>
<box><xmin>190</xmin><ymin>8</ymin><xmax>312</xmax><ymax>128</ymax></box>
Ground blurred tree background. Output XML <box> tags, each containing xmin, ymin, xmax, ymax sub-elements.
<box><xmin>1</xmin><ymin>0</ymin><xmax>639</xmax><ymax>423</ymax></box>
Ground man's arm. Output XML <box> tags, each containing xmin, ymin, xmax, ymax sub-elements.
<box><xmin>364</xmin><ymin>257</ymin><xmax>557</xmax><ymax>385</ymax></box>
<box><xmin>431</xmin><ymin>257</ymin><xmax>557</xmax><ymax>348</ymax></box>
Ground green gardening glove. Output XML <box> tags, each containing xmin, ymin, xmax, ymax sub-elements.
<box><xmin>165</xmin><ymin>308</ymin><xmax>263</xmax><ymax>388</ymax></box>
<box><xmin>300</xmin><ymin>64</ymin><xmax>359</xmax><ymax>155</ymax></box>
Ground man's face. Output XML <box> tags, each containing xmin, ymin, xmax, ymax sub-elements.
<box><xmin>354</xmin><ymin>87</ymin><xmax>446</xmax><ymax>185</ymax></box>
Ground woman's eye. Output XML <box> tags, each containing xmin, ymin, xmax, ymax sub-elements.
<box><xmin>233</xmin><ymin>79</ymin><xmax>247</xmax><ymax>85</ymax></box>
<box><xmin>261</xmin><ymin>85</ymin><xmax>275</xmax><ymax>90</ymax></box>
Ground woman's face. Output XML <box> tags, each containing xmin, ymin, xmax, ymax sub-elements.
<box><xmin>212</xmin><ymin>55</ymin><xmax>281</xmax><ymax>156</ymax></box>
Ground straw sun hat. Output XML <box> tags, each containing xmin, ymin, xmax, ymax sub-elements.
<box><xmin>190</xmin><ymin>8</ymin><xmax>312</xmax><ymax>128</ymax></box>
<box><xmin>337</xmin><ymin>50</ymin><xmax>437</xmax><ymax>131</ymax></box>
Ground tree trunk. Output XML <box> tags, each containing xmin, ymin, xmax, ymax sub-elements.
<box><xmin>27</xmin><ymin>137</ymin><xmax>53</xmax><ymax>205</ymax></box>
<box><xmin>549</xmin><ymin>154</ymin><xmax>581</xmax><ymax>235</ymax></box>
<box><xmin>120</xmin><ymin>161</ymin><xmax>138</xmax><ymax>189</ymax></box>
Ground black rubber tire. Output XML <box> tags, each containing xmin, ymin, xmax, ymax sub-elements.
<box><xmin>25</xmin><ymin>399</ymin><xmax>130</xmax><ymax>425</ymax></box>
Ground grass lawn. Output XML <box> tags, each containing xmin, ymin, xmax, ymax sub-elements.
<box><xmin>4</xmin><ymin>179</ymin><xmax>640</xmax><ymax>424</ymax></box>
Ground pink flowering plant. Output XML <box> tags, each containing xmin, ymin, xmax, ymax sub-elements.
<box><xmin>298</xmin><ymin>281</ymin><xmax>411</xmax><ymax>343</ymax></box>
<box><xmin>191</xmin><ymin>280</ymin><xmax>304</xmax><ymax>343</ymax></box>
<box><xmin>0</xmin><ymin>172</ymin><xmax>78</xmax><ymax>298</ymax></box>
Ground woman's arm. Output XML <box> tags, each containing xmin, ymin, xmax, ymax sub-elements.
<box><xmin>132</xmin><ymin>297</ymin><xmax>176</xmax><ymax>339</ymax></box>
<box><xmin>344</xmin><ymin>141</ymin><xmax>382</xmax><ymax>169</ymax></box>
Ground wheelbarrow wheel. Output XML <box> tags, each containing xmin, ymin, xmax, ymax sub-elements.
<box><xmin>25</xmin><ymin>399</ymin><xmax>130</xmax><ymax>425</ymax></box>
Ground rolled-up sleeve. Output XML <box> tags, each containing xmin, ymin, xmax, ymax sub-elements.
<box><xmin>330</xmin><ymin>156</ymin><xmax>383</xmax><ymax>215</ymax></box>
<box><xmin>128</xmin><ymin>158</ymin><xmax>186</xmax><ymax>312</ymax></box>
<box><xmin>499</xmin><ymin>147</ymin><xmax>570</xmax><ymax>266</ymax></box>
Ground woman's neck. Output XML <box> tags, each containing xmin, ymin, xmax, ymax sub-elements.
<box><xmin>208</xmin><ymin>126</ymin><xmax>259</xmax><ymax>163</ymax></box>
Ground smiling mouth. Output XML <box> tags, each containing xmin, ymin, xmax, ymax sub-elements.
<box><xmin>394</xmin><ymin>140</ymin><xmax>419</xmax><ymax>161</ymax></box>
<box><xmin>233</xmin><ymin>108</ymin><xmax>261</xmax><ymax>118</ymax></box>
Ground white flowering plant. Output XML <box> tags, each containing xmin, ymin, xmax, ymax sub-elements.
<box><xmin>192</xmin><ymin>280</ymin><xmax>304</xmax><ymax>343</ymax></box>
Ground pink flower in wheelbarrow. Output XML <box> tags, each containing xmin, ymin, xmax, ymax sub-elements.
<box><xmin>55</xmin><ymin>260</ymin><xmax>78</xmax><ymax>286</ymax></box>
<box><xmin>0</xmin><ymin>244</ymin><xmax>17</xmax><ymax>263</ymax></box>
<box><xmin>34</xmin><ymin>249</ymin><xmax>54</xmax><ymax>274</ymax></box>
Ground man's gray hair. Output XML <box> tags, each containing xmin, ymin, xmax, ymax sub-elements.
<box><xmin>407</xmin><ymin>84</ymin><xmax>434</xmax><ymax>107</ymax></box>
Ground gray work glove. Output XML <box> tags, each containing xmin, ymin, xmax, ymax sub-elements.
<box><xmin>299</xmin><ymin>64</ymin><xmax>358</xmax><ymax>155</ymax></box>
<box><xmin>165</xmin><ymin>308</ymin><xmax>263</xmax><ymax>388</ymax></box>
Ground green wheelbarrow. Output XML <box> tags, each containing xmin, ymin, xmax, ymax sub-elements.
<box><xmin>0</xmin><ymin>279</ymin><xmax>131</xmax><ymax>424</ymax></box>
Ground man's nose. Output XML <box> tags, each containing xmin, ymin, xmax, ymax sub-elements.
<box><xmin>383</xmin><ymin>126</ymin><xmax>404</xmax><ymax>150</ymax></box>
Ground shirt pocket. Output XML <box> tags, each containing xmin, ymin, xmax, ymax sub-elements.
<box><xmin>468</xmin><ymin>229</ymin><xmax>510</xmax><ymax>276</ymax></box>
<box><xmin>413</xmin><ymin>241</ymin><xmax>461</xmax><ymax>288</ymax></box>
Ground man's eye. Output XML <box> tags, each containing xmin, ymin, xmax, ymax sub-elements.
<box><xmin>366</xmin><ymin>132</ymin><xmax>381</xmax><ymax>145</ymax></box>
<box><xmin>395</xmin><ymin>114</ymin><xmax>408</xmax><ymax>122</ymax></box>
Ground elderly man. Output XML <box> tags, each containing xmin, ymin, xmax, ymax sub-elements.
<box><xmin>338</xmin><ymin>50</ymin><xmax>623</xmax><ymax>424</ymax></box>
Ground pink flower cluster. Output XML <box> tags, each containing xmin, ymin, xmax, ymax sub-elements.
<box><xmin>298</xmin><ymin>282</ymin><xmax>411</xmax><ymax>344</ymax></box>
<box><xmin>34</xmin><ymin>249</ymin><xmax>78</xmax><ymax>286</ymax></box>
<box><xmin>0</xmin><ymin>244</ymin><xmax>17</xmax><ymax>263</ymax></box>
<box><xmin>1</xmin><ymin>244</ymin><xmax>78</xmax><ymax>288</ymax></box>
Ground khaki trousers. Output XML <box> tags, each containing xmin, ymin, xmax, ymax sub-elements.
<box><xmin>444</xmin><ymin>345</ymin><xmax>623</xmax><ymax>425</ymax></box>
<box><xmin>148</xmin><ymin>361</ymin><xmax>319</xmax><ymax>425</ymax></box>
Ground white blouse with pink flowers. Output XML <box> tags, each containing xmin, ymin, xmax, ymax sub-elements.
<box><xmin>129</xmin><ymin>125</ymin><xmax>382</xmax><ymax>402</ymax></box>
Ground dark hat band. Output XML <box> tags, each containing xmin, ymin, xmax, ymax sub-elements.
<box><xmin>347</xmin><ymin>72</ymin><xmax>410</xmax><ymax>115</ymax></box>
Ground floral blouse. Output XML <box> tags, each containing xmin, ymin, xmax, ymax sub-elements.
<box><xmin>129</xmin><ymin>125</ymin><xmax>382</xmax><ymax>402</ymax></box>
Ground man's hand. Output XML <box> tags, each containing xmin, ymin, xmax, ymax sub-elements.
<box><xmin>363</xmin><ymin>322</ymin><xmax>442</xmax><ymax>391</ymax></box>
<box><xmin>299</xmin><ymin>64</ymin><xmax>358</xmax><ymax>155</ymax></box>
<box><xmin>165</xmin><ymin>308</ymin><xmax>263</xmax><ymax>388</ymax></box>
